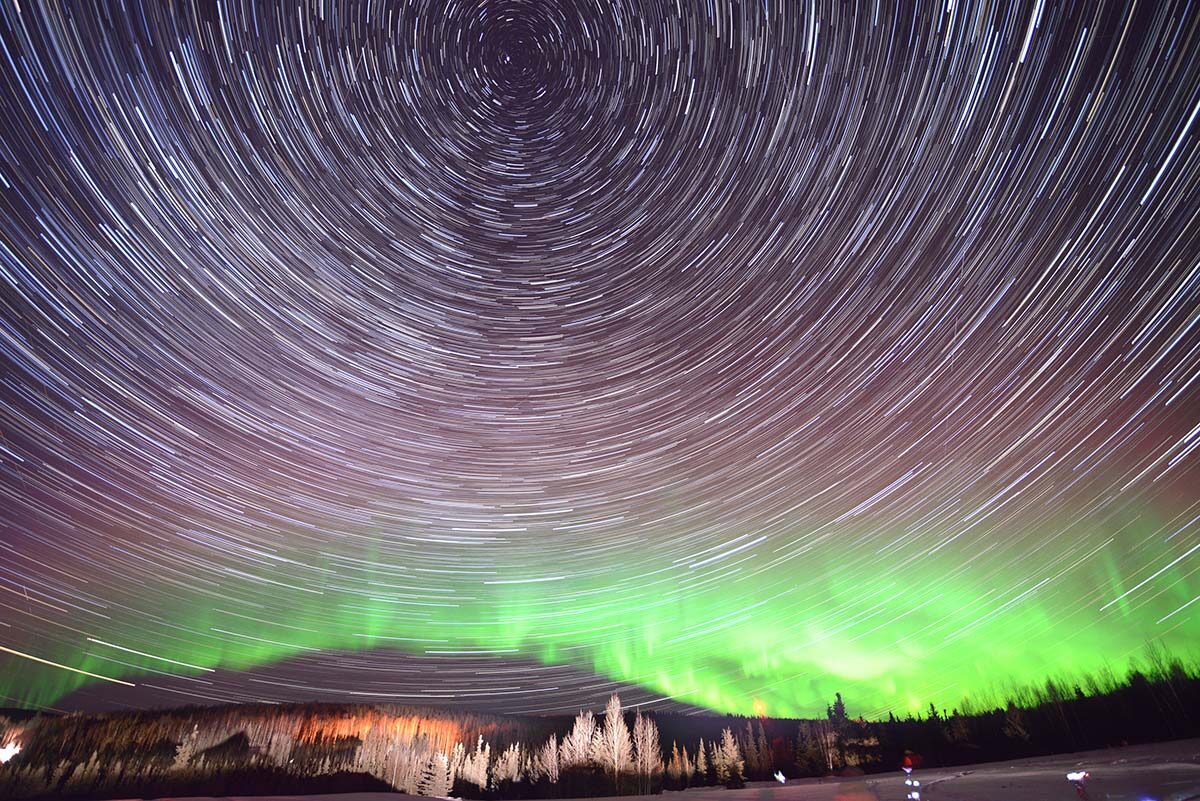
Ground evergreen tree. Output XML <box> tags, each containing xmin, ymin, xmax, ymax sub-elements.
<box><xmin>493</xmin><ymin>742</ymin><xmax>523</xmax><ymax>786</ymax></box>
<box><xmin>172</xmin><ymin>725</ymin><xmax>199</xmax><ymax>772</ymax></box>
<box><xmin>754</xmin><ymin>720</ymin><xmax>771</xmax><ymax>774</ymax></box>
<box><xmin>793</xmin><ymin>728</ymin><xmax>810</xmax><ymax>773</ymax></box>
<box><xmin>666</xmin><ymin>742</ymin><xmax>684</xmax><ymax>782</ymax></box>
<box><xmin>458</xmin><ymin>736</ymin><xmax>490</xmax><ymax>791</ymax></box>
<box><xmin>418</xmin><ymin>751</ymin><xmax>453</xmax><ymax>798</ymax></box>
<box><xmin>740</xmin><ymin>720</ymin><xmax>760</xmax><ymax>777</ymax></box>
<box><xmin>713</xmin><ymin>727</ymin><xmax>745</xmax><ymax>787</ymax></box>
<box><xmin>828</xmin><ymin>692</ymin><xmax>848</xmax><ymax>727</ymax></box>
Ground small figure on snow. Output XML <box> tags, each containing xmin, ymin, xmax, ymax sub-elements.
<box><xmin>902</xmin><ymin>753</ymin><xmax>921</xmax><ymax>801</ymax></box>
<box><xmin>1066</xmin><ymin>770</ymin><xmax>1091</xmax><ymax>799</ymax></box>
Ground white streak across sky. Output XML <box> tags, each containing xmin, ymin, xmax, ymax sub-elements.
<box><xmin>0</xmin><ymin>0</ymin><xmax>1198</xmax><ymax>717</ymax></box>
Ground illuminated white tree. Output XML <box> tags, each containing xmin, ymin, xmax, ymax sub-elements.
<box><xmin>386</xmin><ymin>740</ymin><xmax>427</xmax><ymax>793</ymax></box>
<box><xmin>592</xmin><ymin>693</ymin><xmax>633</xmax><ymax>784</ymax></box>
<box><xmin>632</xmin><ymin>710</ymin><xmax>664</xmax><ymax>793</ymax></box>
<box><xmin>459</xmin><ymin>736</ymin><xmax>490</xmax><ymax>791</ymax></box>
<box><xmin>712</xmin><ymin>727</ymin><xmax>744</xmax><ymax>785</ymax></box>
<box><xmin>449</xmin><ymin>741</ymin><xmax>466</xmax><ymax>784</ymax></box>
<box><xmin>666</xmin><ymin>742</ymin><xmax>684</xmax><ymax>782</ymax></box>
<box><xmin>172</xmin><ymin>725</ymin><xmax>200</xmax><ymax>771</ymax></box>
<box><xmin>535</xmin><ymin>734</ymin><xmax>560</xmax><ymax>783</ymax></box>
<box><xmin>561</xmin><ymin>709</ymin><xmax>597</xmax><ymax>769</ymax></box>
<box><xmin>493</xmin><ymin>742</ymin><xmax>523</xmax><ymax>786</ymax></box>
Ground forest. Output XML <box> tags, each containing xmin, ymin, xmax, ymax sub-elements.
<box><xmin>1</xmin><ymin>649</ymin><xmax>1197</xmax><ymax>799</ymax></box>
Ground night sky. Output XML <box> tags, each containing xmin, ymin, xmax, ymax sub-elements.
<box><xmin>1</xmin><ymin>0</ymin><xmax>1199</xmax><ymax>719</ymax></box>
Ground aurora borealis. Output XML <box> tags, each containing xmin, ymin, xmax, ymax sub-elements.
<box><xmin>1</xmin><ymin>0</ymin><xmax>1199</xmax><ymax>720</ymax></box>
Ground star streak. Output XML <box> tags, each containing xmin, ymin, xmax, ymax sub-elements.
<box><xmin>0</xmin><ymin>0</ymin><xmax>1198</xmax><ymax>717</ymax></box>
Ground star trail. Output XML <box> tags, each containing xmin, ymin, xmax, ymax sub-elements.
<box><xmin>1</xmin><ymin>0</ymin><xmax>1199</xmax><ymax>719</ymax></box>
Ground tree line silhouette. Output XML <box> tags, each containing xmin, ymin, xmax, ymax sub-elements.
<box><xmin>1</xmin><ymin>648</ymin><xmax>1196</xmax><ymax>799</ymax></box>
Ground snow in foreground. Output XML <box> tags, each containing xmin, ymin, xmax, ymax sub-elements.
<box><xmin>153</xmin><ymin>737</ymin><xmax>1200</xmax><ymax>801</ymax></box>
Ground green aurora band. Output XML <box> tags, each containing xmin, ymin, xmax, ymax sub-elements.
<box><xmin>4</xmin><ymin>508</ymin><xmax>1197</xmax><ymax>717</ymax></box>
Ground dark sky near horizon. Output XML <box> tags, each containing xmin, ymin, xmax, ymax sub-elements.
<box><xmin>1</xmin><ymin>0</ymin><xmax>1198</xmax><ymax>718</ymax></box>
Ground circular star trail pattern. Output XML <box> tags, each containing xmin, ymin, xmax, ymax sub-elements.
<box><xmin>1</xmin><ymin>0</ymin><xmax>1199</xmax><ymax>717</ymax></box>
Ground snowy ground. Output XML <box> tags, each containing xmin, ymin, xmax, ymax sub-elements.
<box><xmin>151</xmin><ymin>738</ymin><xmax>1200</xmax><ymax>801</ymax></box>
<box><xmin>847</xmin><ymin>736</ymin><xmax>1200</xmax><ymax>800</ymax></box>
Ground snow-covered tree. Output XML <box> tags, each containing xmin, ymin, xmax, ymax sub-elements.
<box><xmin>419</xmin><ymin>751</ymin><xmax>453</xmax><ymax>798</ymax></box>
<box><xmin>173</xmin><ymin>725</ymin><xmax>200</xmax><ymax>771</ymax></box>
<box><xmin>383</xmin><ymin>740</ymin><xmax>428</xmax><ymax>793</ymax></box>
<box><xmin>592</xmin><ymin>694</ymin><xmax>633</xmax><ymax>784</ymax></box>
<box><xmin>666</xmin><ymin>741</ymin><xmax>694</xmax><ymax>785</ymax></box>
<box><xmin>666</xmin><ymin>742</ymin><xmax>683</xmax><ymax>782</ymax></box>
<box><xmin>493</xmin><ymin>742</ymin><xmax>523</xmax><ymax>786</ymax></box>
<box><xmin>632</xmin><ymin>710</ymin><xmax>664</xmax><ymax>793</ymax></box>
<box><xmin>438</xmin><ymin>750</ymin><xmax>456</xmax><ymax>797</ymax></box>
<box><xmin>711</xmin><ymin>737</ymin><xmax>728</xmax><ymax>783</ymax></box>
<box><xmin>459</xmin><ymin>736</ymin><xmax>490</xmax><ymax>791</ymax></box>
<box><xmin>712</xmin><ymin>727</ymin><xmax>744</xmax><ymax>785</ymax></box>
<box><xmin>534</xmin><ymin>735</ymin><xmax>559</xmax><ymax>783</ymax></box>
<box><xmin>694</xmin><ymin>737</ymin><xmax>708</xmax><ymax>783</ymax></box>
<box><xmin>449</xmin><ymin>741</ymin><xmax>466</xmax><ymax>783</ymax></box>
<box><xmin>561</xmin><ymin>709</ymin><xmax>597</xmax><ymax>769</ymax></box>
<box><xmin>417</xmin><ymin>752</ymin><xmax>437</xmax><ymax>796</ymax></box>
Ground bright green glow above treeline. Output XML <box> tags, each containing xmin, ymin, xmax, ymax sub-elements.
<box><xmin>3</xmin><ymin>512</ymin><xmax>1197</xmax><ymax>717</ymax></box>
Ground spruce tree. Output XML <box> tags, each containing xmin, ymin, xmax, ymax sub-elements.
<box><xmin>714</xmin><ymin>727</ymin><xmax>745</xmax><ymax>786</ymax></box>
